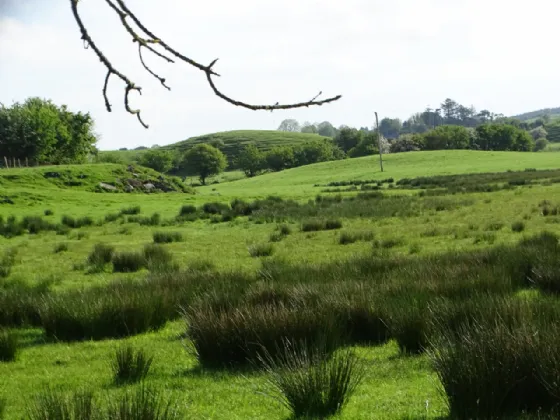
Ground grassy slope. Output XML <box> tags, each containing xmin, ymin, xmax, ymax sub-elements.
<box><xmin>2</xmin><ymin>150</ymin><xmax>560</xmax><ymax>419</ymax></box>
<box><xmin>200</xmin><ymin>150</ymin><xmax>560</xmax><ymax>199</ymax></box>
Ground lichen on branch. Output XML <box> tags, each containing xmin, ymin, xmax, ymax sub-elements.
<box><xmin>69</xmin><ymin>0</ymin><xmax>342</xmax><ymax>128</ymax></box>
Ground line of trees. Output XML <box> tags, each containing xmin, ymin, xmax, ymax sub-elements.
<box><xmin>0</xmin><ymin>97</ymin><xmax>98</xmax><ymax>165</ymax></box>
<box><xmin>277</xmin><ymin>98</ymin><xmax>557</xmax><ymax>140</ymax></box>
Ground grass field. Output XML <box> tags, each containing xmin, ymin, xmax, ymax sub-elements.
<box><xmin>1</xmin><ymin>150</ymin><xmax>560</xmax><ymax>419</ymax></box>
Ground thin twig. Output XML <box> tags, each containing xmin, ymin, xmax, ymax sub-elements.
<box><xmin>69</xmin><ymin>0</ymin><xmax>342</xmax><ymax>128</ymax></box>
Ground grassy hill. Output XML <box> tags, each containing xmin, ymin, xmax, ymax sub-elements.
<box><xmin>98</xmin><ymin>130</ymin><xmax>333</xmax><ymax>167</ymax></box>
<box><xmin>546</xmin><ymin>123</ymin><xmax>560</xmax><ymax>142</ymax></box>
<box><xmin>512</xmin><ymin>107</ymin><xmax>560</xmax><ymax>121</ymax></box>
<box><xmin>199</xmin><ymin>150</ymin><xmax>560</xmax><ymax>199</ymax></box>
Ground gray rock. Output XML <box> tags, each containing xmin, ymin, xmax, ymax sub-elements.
<box><xmin>99</xmin><ymin>182</ymin><xmax>117</xmax><ymax>191</ymax></box>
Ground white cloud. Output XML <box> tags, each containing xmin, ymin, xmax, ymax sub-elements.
<box><xmin>1</xmin><ymin>0</ymin><xmax>560</xmax><ymax>150</ymax></box>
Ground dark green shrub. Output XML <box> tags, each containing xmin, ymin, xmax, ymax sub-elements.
<box><xmin>104</xmin><ymin>213</ymin><xmax>120</xmax><ymax>223</ymax></box>
<box><xmin>152</xmin><ymin>231</ymin><xmax>183</xmax><ymax>244</ymax></box>
<box><xmin>119</xmin><ymin>206</ymin><xmax>141</xmax><ymax>216</ymax></box>
<box><xmin>61</xmin><ymin>215</ymin><xmax>94</xmax><ymax>229</ymax></box>
<box><xmin>86</xmin><ymin>244</ymin><xmax>115</xmax><ymax>271</ymax></box>
<box><xmin>53</xmin><ymin>243</ymin><xmax>69</xmax><ymax>254</ymax></box>
<box><xmin>112</xmin><ymin>345</ymin><xmax>154</xmax><ymax>385</ymax></box>
<box><xmin>0</xmin><ymin>397</ymin><xmax>5</xmax><ymax>419</ymax></box>
<box><xmin>20</xmin><ymin>216</ymin><xmax>57</xmax><ymax>235</ymax></box>
<box><xmin>258</xmin><ymin>340</ymin><xmax>364</xmax><ymax>419</ymax></box>
<box><xmin>511</xmin><ymin>221</ymin><xmax>526</xmax><ymax>232</ymax></box>
<box><xmin>44</xmin><ymin>209</ymin><xmax>54</xmax><ymax>216</ymax></box>
<box><xmin>0</xmin><ymin>329</ymin><xmax>18</xmax><ymax>362</ymax></box>
<box><xmin>301</xmin><ymin>220</ymin><xmax>325</xmax><ymax>232</ymax></box>
<box><xmin>112</xmin><ymin>252</ymin><xmax>146</xmax><ymax>273</ymax></box>
<box><xmin>178</xmin><ymin>204</ymin><xmax>197</xmax><ymax>217</ymax></box>
<box><xmin>269</xmin><ymin>233</ymin><xmax>284</xmax><ymax>243</ymax></box>
<box><xmin>278</xmin><ymin>224</ymin><xmax>292</xmax><ymax>236</ymax></box>
<box><xmin>127</xmin><ymin>213</ymin><xmax>161</xmax><ymax>226</ymax></box>
<box><xmin>248</xmin><ymin>243</ymin><xmax>274</xmax><ymax>258</ymax></box>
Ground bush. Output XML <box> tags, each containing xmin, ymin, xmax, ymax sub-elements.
<box><xmin>301</xmin><ymin>220</ymin><xmax>326</xmax><ymax>232</ymax></box>
<box><xmin>248</xmin><ymin>243</ymin><xmax>275</xmax><ymax>258</ymax></box>
<box><xmin>44</xmin><ymin>209</ymin><xmax>54</xmax><ymax>216</ymax></box>
<box><xmin>53</xmin><ymin>243</ymin><xmax>69</xmax><ymax>254</ymax></box>
<box><xmin>86</xmin><ymin>243</ymin><xmax>115</xmax><ymax>271</ymax></box>
<box><xmin>112</xmin><ymin>252</ymin><xmax>146</xmax><ymax>273</ymax></box>
<box><xmin>511</xmin><ymin>221</ymin><xmax>526</xmax><ymax>232</ymax></box>
<box><xmin>178</xmin><ymin>204</ymin><xmax>197</xmax><ymax>217</ymax></box>
<box><xmin>0</xmin><ymin>329</ymin><xmax>18</xmax><ymax>362</ymax></box>
<box><xmin>278</xmin><ymin>224</ymin><xmax>292</xmax><ymax>236</ymax></box>
<box><xmin>202</xmin><ymin>202</ymin><xmax>230</xmax><ymax>215</ymax></box>
<box><xmin>112</xmin><ymin>345</ymin><xmax>154</xmax><ymax>385</ymax></box>
<box><xmin>61</xmin><ymin>215</ymin><xmax>94</xmax><ymax>229</ymax></box>
<box><xmin>152</xmin><ymin>231</ymin><xmax>183</xmax><ymax>244</ymax></box>
<box><xmin>120</xmin><ymin>206</ymin><xmax>141</xmax><ymax>216</ymax></box>
<box><xmin>258</xmin><ymin>340</ymin><xmax>365</xmax><ymax>419</ymax></box>
<box><xmin>325</xmin><ymin>219</ymin><xmax>343</xmax><ymax>230</ymax></box>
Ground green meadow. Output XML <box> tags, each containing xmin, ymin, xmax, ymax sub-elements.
<box><xmin>1</xmin><ymin>150</ymin><xmax>560</xmax><ymax>419</ymax></box>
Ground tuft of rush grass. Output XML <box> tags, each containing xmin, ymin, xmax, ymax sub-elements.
<box><xmin>152</xmin><ymin>231</ymin><xmax>183</xmax><ymax>244</ymax></box>
<box><xmin>53</xmin><ymin>243</ymin><xmax>69</xmax><ymax>254</ymax></box>
<box><xmin>0</xmin><ymin>329</ymin><xmax>18</xmax><ymax>362</ymax></box>
<box><xmin>338</xmin><ymin>231</ymin><xmax>375</xmax><ymax>245</ymax></box>
<box><xmin>112</xmin><ymin>345</ymin><xmax>154</xmax><ymax>385</ymax></box>
<box><xmin>248</xmin><ymin>243</ymin><xmax>275</xmax><ymax>258</ymax></box>
<box><xmin>0</xmin><ymin>248</ymin><xmax>17</xmax><ymax>279</ymax></box>
<box><xmin>105</xmin><ymin>384</ymin><xmax>178</xmax><ymax>420</ymax></box>
<box><xmin>0</xmin><ymin>397</ymin><xmax>5</xmax><ymax>419</ymax></box>
<box><xmin>86</xmin><ymin>243</ymin><xmax>114</xmax><ymax>272</ymax></box>
<box><xmin>112</xmin><ymin>251</ymin><xmax>146</xmax><ymax>273</ymax></box>
<box><xmin>27</xmin><ymin>387</ymin><xmax>98</xmax><ymax>420</ymax></box>
<box><xmin>258</xmin><ymin>339</ymin><xmax>365</xmax><ymax>419</ymax></box>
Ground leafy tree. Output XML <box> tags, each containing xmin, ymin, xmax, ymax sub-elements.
<box><xmin>293</xmin><ymin>140</ymin><xmax>336</xmax><ymax>166</ymax></box>
<box><xmin>277</xmin><ymin>119</ymin><xmax>301</xmax><ymax>132</ymax></box>
<box><xmin>389</xmin><ymin>134</ymin><xmax>424</xmax><ymax>153</ymax></box>
<box><xmin>534</xmin><ymin>138</ymin><xmax>549</xmax><ymax>152</ymax></box>
<box><xmin>473</xmin><ymin>124</ymin><xmax>534</xmax><ymax>151</ymax></box>
<box><xmin>182</xmin><ymin>144</ymin><xmax>227</xmax><ymax>184</ymax></box>
<box><xmin>138</xmin><ymin>149</ymin><xmax>175</xmax><ymax>173</ymax></box>
<box><xmin>265</xmin><ymin>146</ymin><xmax>295</xmax><ymax>171</ymax></box>
<box><xmin>334</xmin><ymin>128</ymin><xmax>363</xmax><ymax>153</ymax></box>
<box><xmin>301</xmin><ymin>124</ymin><xmax>318</xmax><ymax>134</ymax></box>
<box><xmin>316</xmin><ymin>121</ymin><xmax>337</xmax><ymax>138</ymax></box>
<box><xmin>236</xmin><ymin>144</ymin><xmax>265</xmax><ymax>177</ymax></box>
<box><xmin>529</xmin><ymin>126</ymin><xmax>547</xmax><ymax>140</ymax></box>
<box><xmin>422</xmin><ymin>125</ymin><xmax>470</xmax><ymax>150</ymax></box>
<box><xmin>379</xmin><ymin>118</ymin><xmax>402</xmax><ymax>139</ymax></box>
<box><xmin>0</xmin><ymin>97</ymin><xmax>98</xmax><ymax>165</ymax></box>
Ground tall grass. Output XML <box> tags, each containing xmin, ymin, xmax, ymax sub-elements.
<box><xmin>0</xmin><ymin>329</ymin><xmax>18</xmax><ymax>362</ymax></box>
<box><xmin>27</xmin><ymin>388</ymin><xmax>98</xmax><ymax>420</ymax></box>
<box><xmin>152</xmin><ymin>231</ymin><xmax>183</xmax><ymax>244</ymax></box>
<box><xmin>258</xmin><ymin>339</ymin><xmax>365</xmax><ymax>419</ymax></box>
<box><xmin>112</xmin><ymin>345</ymin><xmax>154</xmax><ymax>385</ymax></box>
<box><xmin>106</xmin><ymin>384</ymin><xmax>177</xmax><ymax>420</ymax></box>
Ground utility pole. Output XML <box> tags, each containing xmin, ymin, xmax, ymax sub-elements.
<box><xmin>375</xmin><ymin>112</ymin><xmax>383</xmax><ymax>172</ymax></box>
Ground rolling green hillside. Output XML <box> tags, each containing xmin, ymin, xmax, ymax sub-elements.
<box><xmin>199</xmin><ymin>150</ymin><xmax>560</xmax><ymax>198</ymax></box>
<box><xmin>98</xmin><ymin>130</ymin><xmax>333</xmax><ymax>167</ymax></box>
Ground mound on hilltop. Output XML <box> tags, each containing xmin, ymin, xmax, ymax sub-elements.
<box><xmin>99</xmin><ymin>130</ymin><xmax>333</xmax><ymax>168</ymax></box>
<box><xmin>0</xmin><ymin>164</ymin><xmax>192</xmax><ymax>194</ymax></box>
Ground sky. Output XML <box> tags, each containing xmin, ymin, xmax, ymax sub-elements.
<box><xmin>1</xmin><ymin>0</ymin><xmax>559</xmax><ymax>150</ymax></box>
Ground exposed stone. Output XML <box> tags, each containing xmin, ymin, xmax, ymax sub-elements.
<box><xmin>99</xmin><ymin>182</ymin><xmax>117</xmax><ymax>191</ymax></box>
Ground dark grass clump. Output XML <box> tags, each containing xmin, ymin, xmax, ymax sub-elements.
<box><xmin>185</xmin><ymin>302</ymin><xmax>343</xmax><ymax>369</ymax></box>
<box><xmin>248</xmin><ymin>243</ymin><xmax>275</xmax><ymax>258</ymax></box>
<box><xmin>0</xmin><ymin>283</ymin><xmax>43</xmax><ymax>327</ymax></box>
<box><xmin>269</xmin><ymin>233</ymin><xmax>284</xmax><ymax>243</ymax></box>
<box><xmin>511</xmin><ymin>221</ymin><xmax>526</xmax><ymax>232</ymax></box>
<box><xmin>258</xmin><ymin>340</ymin><xmax>365</xmax><ymax>419</ymax></box>
<box><xmin>202</xmin><ymin>202</ymin><xmax>230</xmax><ymax>215</ymax></box>
<box><xmin>61</xmin><ymin>215</ymin><xmax>94</xmax><ymax>229</ymax></box>
<box><xmin>112</xmin><ymin>252</ymin><xmax>146</xmax><ymax>273</ymax></box>
<box><xmin>19</xmin><ymin>216</ymin><xmax>59</xmax><ymax>235</ymax></box>
<box><xmin>152</xmin><ymin>231</ymin><xmax>183</xmax><ymax>244</ymax></box>
<box><xmin>44</xmin><ymin>209</ymin><xmax>54</xmax><ymax>216</ymax></box>
<box><xmin>0</xmin><ymin>329</ymin><xmax>18</xmax><ymax>362</ymax></box>
<box><xmin>382</xmin><ymin>296</ymin><xmax>430</xmax><ymax>354</ymax></box>
<box><xmin>143</xmin><ymin>244</ymin><xmax>176</xmax><ymax>272</ymax></box>
<box><xmin>86</xmin><ymin>243</ymin><xmax>115</xmax><ymax>272</ymax></box>
<box><xmin>119</xmin><ymin>205</ymin><xmax>141</xmax><ymax>216</ymax></box>
<box><xmin>338</xmin><ymin>231</ymin><xmax>375</xmax><ymax>245</ymax></box>
<box><xmin>301</xmin><ymin>219</ymin><xmax>343</xmax><ymax>232</ymax></box>
<box><xmin>53</xmin><ymin>243</ymin><xmax>69</xmax><ymax>254</ymax></box>
<box><xmin>0</xmin><ymin>216</ymin><xmax>25</xmax><ymax>238</ymax></box>
<box><xmin>0</xmin><ymin>248</ymin><xmax>17</xmax><ymax>279</ymax></box>
<box><xmin>332</xmin><ymin>298</ymin><xmax>389</xmax><ymax>346</ymax></box>
<box><xmin>112</xmin><ymin>345</ymin><xmax>154</xmax><ymax>385</ymax></box>
<box><xmin>278</xmin><ymin>224</ymin><xmax>292</xmax><ymax>236</ymax></box>
<box><xmin>0</xmin><ymin>397</ymin><xmax>5</xmax><ymax>419</ymax></box>
<box><xmin>126</xmin><ymin>213</ymin><xmax>161</xmax><ymax>226</ymax></box>
<box><xmin>325</xmin><ymin>219</ymin><xmax>343</xmax><ymax>230</ymax></box>
<box><xmin>429</xmin><ymin>300</ymin><xmax>560</xmax><ymax>419</ymax></box>
<box><xmin>106</xmin><ymin>384</ymin><xmax>177</xmax><ymax>420</ymax></box>
<box><xmin>104</xmin><ymin>213</ymin><xmax>120</xmax><ymax>223</ymax></box>
<box><xmin>178</xmin><ymin>204</ymin><xmax>197</xmax><ymax>217</ymax></box>
<box><xmin>39</xmin><ymin>280</ymin><xmax>174</xmax><ymax>341</ymax></box>
<box><xmin>27</xmin><ymin>388</ymin><xmax>98</xmax><ymax>420</ymax></box>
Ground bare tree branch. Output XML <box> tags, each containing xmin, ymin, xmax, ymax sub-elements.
<box><xmin>69</xmin><ymin>0</ymin><xmax>342</xmax><ymax>128</ymax></box>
